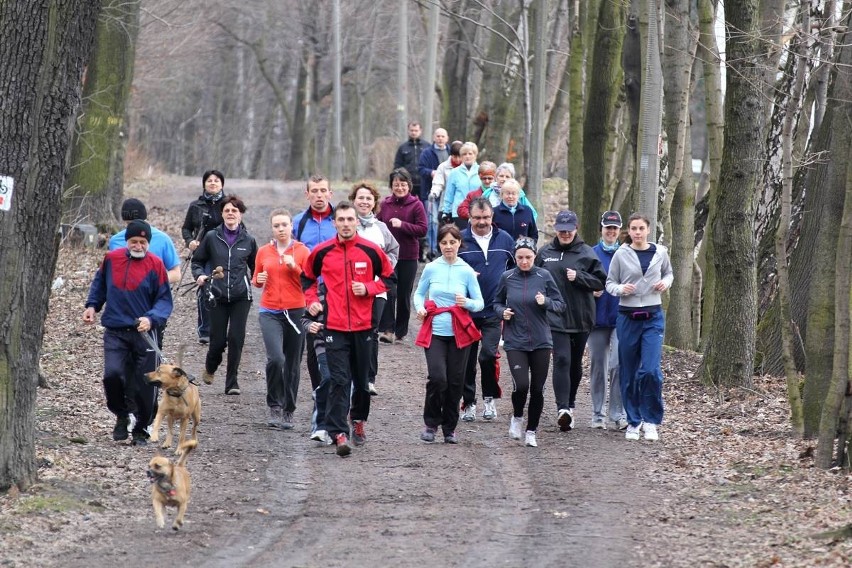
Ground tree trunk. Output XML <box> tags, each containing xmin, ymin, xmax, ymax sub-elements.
<box><xmin>660</xmin><ymin>0</ymin><xmax>696</xmax><ymax>350</ymax></box>
<box><xmin>581</xmin><ymin>0</ymin><xmax>625</xmax><ymax>234</ymax></box>
<box><xmin>0</xmin><ymin>0</ymin><xmax>100</xmax><ymax>492</ymax></box>
<box><xmin>702</xmin><ymin>0</ymin><xmax>768</xmax><ymax>388</ymax></box>
<box><xmin>695</xmin><ymin>0</ymin><xmax>724</xmax><ymax>349</ymax></box>
<box><xmin>441</xmin><ymin>0</ymin><xmax>482</xmax><ymax>141</ymax></box>
<box><xmin>567</xmin><ymin>0</ymin><xmax>596</xmax><ymax>208</ymax></box>
<box><xmin>800</xmin><ymin>14</ymin><xmax>852</xmax><ymax>436</ymax></box>
<box><xmin>64</xmin><ymin>0</ymin><xmax>139</xmax><ymax>227</ymax></box>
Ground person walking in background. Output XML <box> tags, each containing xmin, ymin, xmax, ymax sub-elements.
<box><xmin>110</xmin><ymin>198</ymin><xmax>181</xmax><ymax>284</ymax></box>
<box><xmin>292</xmin><ymin>174</ymin><xmax>336</xmax><ymax>434</ymax></box>
<box><xmin>491</xmin><ymin>179</ymin><xmax>538</xmax><ymax>242</ymax></box>
<box><xmin>494</xmin><ymin>237</ymin><xmax>565</xmax><ymax>447</ymax></box>
<box><xmin>458</xmin><ymin>198</ymin><xmax>515</xmax><ymax>422</ymax></box>
<box><xmin>455</xmin><ymin>161</ymin><xmax>496</xmax><ymax>221</ymax></box>
<box><xmin>605</xmin><ymin>213</ymin><xmax>673</xmax><ymax>442</ymax></box>
<box><xmin>535</xmin><ymin>210</ymin><xmax>607</xmax><ymax>432</ymax></box>
<box><xmin>442</xmin><ymin>142</ymin><xmax>481</xmax><ymax>229</ymax></box>
<box><xmin>589</xmin><ymin>211</ymin><xmax>628</xmax><ymax>430</ymax></box>
<box><xmin>301</xmin><ymin>201</ymin><xmax>395</xmax><ymax>457</ymax></box>
<box><xmin>83</xmin><ymin>220</ymin><xmax>173</xmax><ymax>446</ymax></box>
<box><xmin>349</xmin><ymin>181</ymin><xmax>400</xmax><ymax>395</ymax></box>
<box><xmin>393</xmin><ymin>121</ymin><xmax>428</xmax><ymax>261</ymax></box>
<box><xmin>478</xmin><ymin>163</ymin><xmax>538</xmax><ymax>220</ymax></box>
<box><xmin>192</xmin><ymin>195</ymin><xmax>257</xmax><ymax>396</ymax></box>
<box><xmin>429</xmin><ymin>140</ymin><xmax>463</xmax><ymax>210</ymax></box>
<box><xmin>418</xmin><ymin>127</ymin><xmax>450</xmax><ymax>260</ymax></box>
<box><xmin>182</xmin><ymin>169</ymin><xmax>226</xmax><ymax>344</ymax></box>
<box><xmin>253</xmin><ymin>209</ymin><xmax>310</xmax><ymax>430</ymax></box>
<box><xmin>376</xmin><ymin>168</ymin><xmax>427</xmax><ymax>344</ymax></box>
<box><xmin>414</xmin><ymin>224</ymin><xmax>484</xmax><ymax>444</ymax></box>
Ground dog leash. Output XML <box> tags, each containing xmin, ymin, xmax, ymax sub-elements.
<box><xmin>134</xmin><ymin>321</ymin><xmax>200</xmax><ymax>385</ymax></box>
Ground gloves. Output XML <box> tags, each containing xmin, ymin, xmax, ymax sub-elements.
<box><xmin>429</xmin><ymin>187</ymin><xmax>442</xmax><ymax>201</ymax></box>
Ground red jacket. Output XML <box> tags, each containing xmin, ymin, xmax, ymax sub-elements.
<box><xmin>415</xmin><ymin>300</ymin><xmax>482</xmax><ymax>349</ymax></box>
<box><xmin>302</xmin><ymin>235</ymin><xmax>395</xmax><ymax>332</ymax></box>
<box><xmin>456</xmin><ymin>188</ymin><xmax>484</xmax><ymax>220</ymax></box>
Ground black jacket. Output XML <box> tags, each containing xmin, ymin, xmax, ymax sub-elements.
<box><xmin>181</xmin><ymin>193</ymin><xmax>225</xmax><ymax>246</ymax></box>
<box><xmin>534</xmin><ymin>236</ymin><xmax>606</xmax><ymax>333</ymax></box>
<box><xmin>494</xmin><ymin>267</ymin><xmax>565</xmax><ymax>351</ymax></box>
<box><xmin>392</xmin><ymin>138</ymin><xmax>427</xmax><ymax>197</ymax></box>
<box><xmin>191</xmin><ymin>225</ymin><xmax>258</xmax><ymax>304</ymax></box>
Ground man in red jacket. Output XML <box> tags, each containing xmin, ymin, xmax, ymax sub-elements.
<box><xmin>302</xmin><ymin>201</ymin><xmax>396</xmax><ymax>457</ymax></box>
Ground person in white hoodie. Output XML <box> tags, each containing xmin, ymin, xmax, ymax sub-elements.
<box><xmin>605</xmin><ymin>213</ymin><xmax>673</xmax><ymax>442</ymax></box>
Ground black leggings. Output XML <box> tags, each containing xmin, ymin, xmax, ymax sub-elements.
<box><xmin>552</xmin><ymin>331</ymin><xmax>589</xmax><ymax>410</ymax></box>
<box><xmin>206</xmin><ymin>299</ymin><xmax>251</xmax><ymax>393</ymax></box>
<box><xmin>508</xmin><ymin>349</ymin><xmax>551</xmax><ymax>432</ymax></box>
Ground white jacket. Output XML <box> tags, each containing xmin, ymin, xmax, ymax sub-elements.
<box><xmin>605</xmin><ymin>243</ymin><xmax>674</xmax><ymax>308</ymax></box>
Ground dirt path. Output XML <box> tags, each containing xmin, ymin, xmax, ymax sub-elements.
<box><xmin>22</xmin><ymin>177</ymin><xmax>658</xmax><ymax>567</ymax></box>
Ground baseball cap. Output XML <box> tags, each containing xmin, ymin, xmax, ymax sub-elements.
<box><xmin>553</xmin><ymin>210</ymin><xmax>578</xmax><ymax>232</ymax></box>
<box><xmin>600</xmin><ymin>210</ymin><xmax>622</xmax><ymax>228</ymax></box>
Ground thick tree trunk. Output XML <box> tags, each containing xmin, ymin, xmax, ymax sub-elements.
<box><xmin>702</xmin><ymin>0</ymin><xmax>768</xmax><ymax>388</ymax></box>
<box><xmin>801</xmin><ymin>16</ymin><xmax>852</xmax><ymax>437</ymax></box>
<box><xmin>64</xmin><ymin>0</ymin><xmax>139</xmax><ymax>227</ymax></box>
<box><xmin>0</xmin><ymin>0</ymin><xmax>100</xmax><ymax>492</ymax></box>
<box><xmin>581</xmin><ymin>0</ymin><xmax>625</xmax><ymax>234</ymax></box>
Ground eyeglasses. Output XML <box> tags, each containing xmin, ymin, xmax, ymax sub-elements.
<box><xmin>471</xmin><ymin>215</ymin><xmax>492</xmax><ymax>221</ymax></box>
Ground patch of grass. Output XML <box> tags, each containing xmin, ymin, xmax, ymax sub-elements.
<box><xmin>15</xmin><ymin>494</ymin><xmax>95</xmax><ymax>515</ymax></box>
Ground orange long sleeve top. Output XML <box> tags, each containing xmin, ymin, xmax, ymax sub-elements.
<box><xmin>252</xmin><ymin>240</ymin><xmax>311</xmax><ymax>310</ymax></box>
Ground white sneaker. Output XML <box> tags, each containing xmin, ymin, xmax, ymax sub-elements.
<box><xmin>483</xmin><ymin>397</ymin><xmax>497</xmax><ymax>420</ymax></box>
<box><xmin>462</xmin><ymin>404</ymin><xmax>477</xmax><ymax>422</ymax></box>
<box><xmin>525</xmin><ymin>431</ymin><xmax>538</xmax><ymax>447</ymax></box>
<box><xmin>557</xmin><ymin>408</ymin><xmax>573</xmax><ymax>431</ymax></box>
<box><xmin>625</xmin><ymin>424</ymin><xmax>641</xmax><ymax>441</ymax></box>
<box><xmin>608</xmin><ymin>418</ymin><xmax>629</xmax><ymax>431</ymax></box>
<box><xmin>508</xmin><ymin>416</ymin><xmax>523</xmax><ymax>440</ymax></box>
<box><xmin>589</xmin><ymin>417</ymin><xmax>606</xmax><ymax>429</ymax></box>
<box><xmin>311</xmin><ymin>429</ymin><xmax>333</xmax><ymax>445</ymax></box>
<box><xmin>368</xmin><ymin>382</ymin><xmax>378</xmax><ymax>395</ymax></box>
<box><xmin>643</xmin><ymin>423</ymin><xmax>659</xmax><ymax>441</ymax></box>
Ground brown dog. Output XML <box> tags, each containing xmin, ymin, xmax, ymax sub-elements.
<box><xmin>145</xmin><ymin>364</ymin><xmax>201</xmax><ymax>454</ymax></box>
<box><xmin>147</xmin><ymin>439</ymin><xmax>197</xmax><ymax>530</ymax></box>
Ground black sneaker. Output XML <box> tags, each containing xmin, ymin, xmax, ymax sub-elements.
<box><xmin>131</xmin><ymin>433</ymin><xmax>149</xmax><ymax>446</ymax></box>
<box><xmin>112</xmin><ymin>415</ymin><xmax>130</xmax><ymax>441</ymax></box>
<box><xmin>335</xmin><ymin>433</ymin><xmax>351</xmax><ymax>457</ymax></box>
<box><xmin>444</xmin><ymin>431</ymin><xmax>458</xmax><ymax>444</ymax></box>
<box><xmin>198</xmin><ymin>336</ymin><xmax>210</xmax><ymax>345</ymax></box>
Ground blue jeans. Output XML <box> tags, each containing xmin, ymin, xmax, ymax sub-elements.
<box><xmin>426</xmin><ymin>198</ymin><xmax>439</xmax><ymax>252</ymax></box>
<box><xmin>616</xmin><ymin>310</ymin><xmax>665</xmax><ymax>427</ymax></box>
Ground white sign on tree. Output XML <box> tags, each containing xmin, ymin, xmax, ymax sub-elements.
<box><xmin>0</xmin><ymin>176</ymin><xmax>13</xmax><ymax>211</ymax></box>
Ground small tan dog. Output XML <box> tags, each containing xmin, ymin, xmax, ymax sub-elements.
<box><xmin>145</xmin><ymin>364</ymin><xmax>201</xmax><ymax>454</ymax></box>
<box><xmin>147</xmin><ymin>439</ymin><xmax>197</xmax><ymax>530</ymax></box>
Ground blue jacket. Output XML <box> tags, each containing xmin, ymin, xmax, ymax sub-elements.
<box><xmin>109</xmin><ymin>226</ymin><xmax>181</xmax><ymax>270</ymax></box>
<box><xmin>494</xmin><ymin>266</ymin><xmax>565</xmax><ymax>351</ymax></box>
<box><xmin>492</xmin><ymin>202</ymin><xmax>538</xmax><ymax>242</ymax></box>
<box><xmin>414</xmin><ymin>256</ymin><xmax>484</xmax><ymax>336</ymax></box>
<box><xmin>593</xmin><ymin>241</ymin><xmax>620</xmax><ymax>328</ymax></box>
<box><xmin>418</xmin><ymin>144</ymin><xmax>448</xmax><ymax>198</ymax></box>
<box><xmin>86</xmin><ymin>248</ymin><xmax>173</xmax><ymax>329</ymax></box>
<box><xmin>458</xmin><ymin>227</ymin><xmax>515</xmax><ymax>318</ymax></box>
<box><xmin>443</xmin><ymin>164</ymin><xmax>481</xmax><ymax>217</ymax></box>
<box><xmin>293</xmin><ymin>207</ymin><xmax>336</xmax><ymax>251</ymax></box>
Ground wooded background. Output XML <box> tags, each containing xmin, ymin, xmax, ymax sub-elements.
<box><xmin>4</xmin><ymin>0</ymin><xmax>852</xmax><ymax>491</ymax></box>
<box><xmin>55</xmin><ymin>0</ymin><xmax>852</xmax><ymax>470</ymax></box>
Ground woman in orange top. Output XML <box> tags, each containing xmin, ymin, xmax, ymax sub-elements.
<box><xmin>253</xmin><ymin>208</ymin><xmax>311</xmax><ymax>430</ymax></box>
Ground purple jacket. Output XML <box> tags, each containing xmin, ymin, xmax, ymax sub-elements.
<box><xmin>377</xmin><ymin>193</ymin><xmax>427</xmax><ymax>261</ymax></box>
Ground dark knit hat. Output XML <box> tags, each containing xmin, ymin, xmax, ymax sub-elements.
<box><xmin>514</xmin><ymin>236</ymin><xmax>537</xmax><ymax>253</ymax></box>
<box><xmin>121</xmin><ymin>198</ymin><xmax>147</xmax><ymax>221</ymax></box>
<box><xmin>125</xmin><ymin>220</ymin><xmax>152</xmax><ymax>242</ymax></box>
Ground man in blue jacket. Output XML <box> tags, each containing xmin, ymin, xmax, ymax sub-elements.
<box><xmin>83</xmin><ymin>220</ymin><xmax>173</xmax><ymax>446</ymax></box>
<box><xmin>458</xmin><ymin>198</ymin><xmax>515</xmax><ymax>421</ymax></box>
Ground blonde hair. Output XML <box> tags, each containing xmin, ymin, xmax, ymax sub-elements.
<box><xmin>460</xmin><ymin>142</ymin><xmax>478</xmax><ymax>155</ymax></box>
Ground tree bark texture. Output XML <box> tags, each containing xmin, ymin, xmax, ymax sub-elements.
<box><xmin>441</xmin><ymin>0</ymin><xmax>482</xmax><ymax>141</ymax></box>
<box><xmin>64</xmin><ymin>0</ymin><xmax>140</xmax><ymax>227</ymax></box>
<box><xmin>661</xmin><ymin>0</ymin><xmax>696</xmax><ymax>350</ymax></box>
<box><xmin>702</xmin><ymin>0</ymin><xmax>768</xmax><ymax>388</ymax></box>
<box><xmin>0</xmin><ymin>0</ymin><xmax>99</xmax><ymax>491</ymax></box>
<box><xmin>567</xmin><ymin>0</ymin><xmax>596</xmax><ymax>209</ymax></box>
<box><xmin>581</xmin><ymin>0</ymin><xmax>625</xmax><ymax>235</ymax></box>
